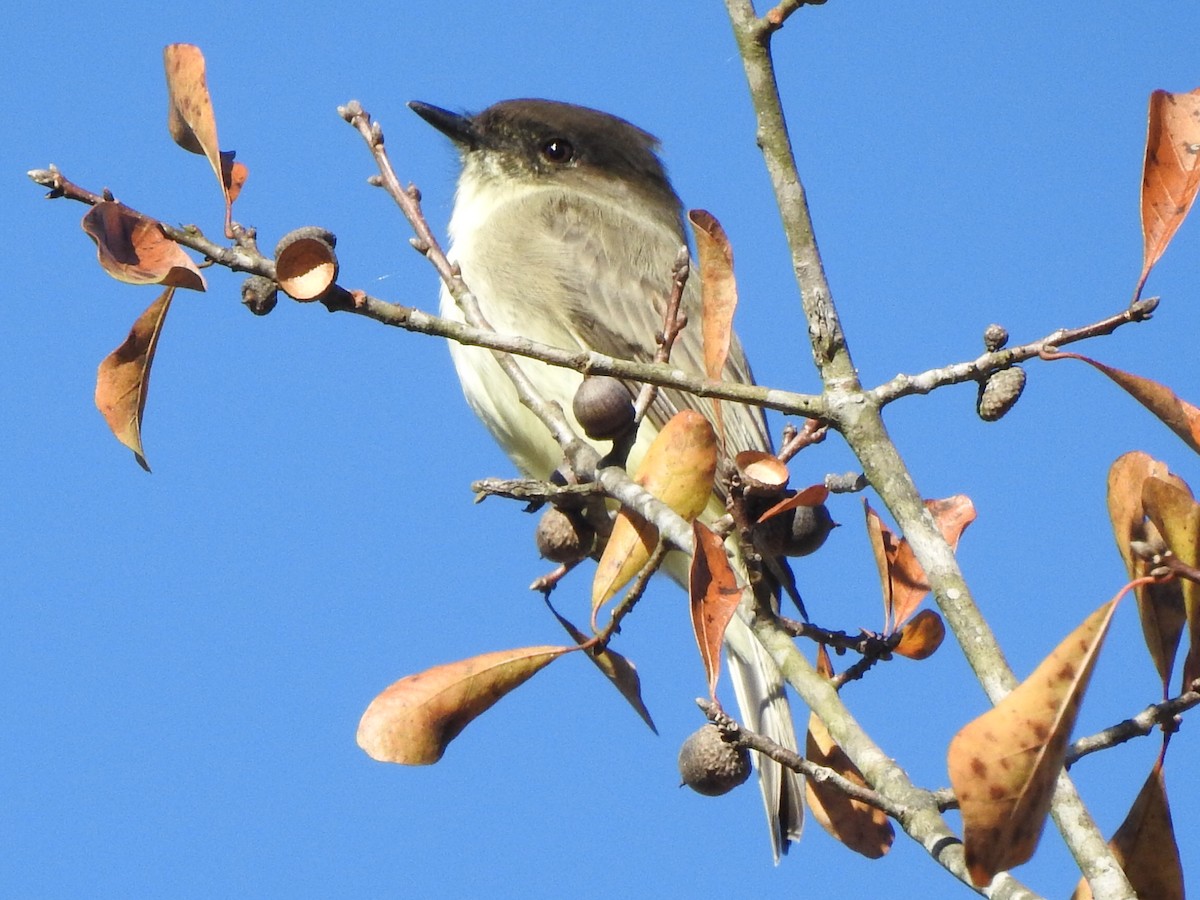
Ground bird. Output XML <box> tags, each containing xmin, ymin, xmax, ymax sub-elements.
<box><xmin>409</xmin><ymin>97</ymin><xmax>805</xmax><ymax>861</ymax></box>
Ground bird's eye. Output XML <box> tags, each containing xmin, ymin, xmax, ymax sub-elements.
<box><xmin>540</xmin><ymin>138</ymin><xmax>575</xmax><ymax>164</ymax></box>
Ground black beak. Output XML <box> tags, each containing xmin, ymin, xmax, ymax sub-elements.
<box><xmin>408</xmin><ymin>101</ymin><xmax>479</xmax><ymax>148</ymax></box>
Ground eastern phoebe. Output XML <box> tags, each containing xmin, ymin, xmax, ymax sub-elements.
<box><xmin>410</xmin><ymin>98</ymin><xmax>803</xmax><ymax>860</ymax></box>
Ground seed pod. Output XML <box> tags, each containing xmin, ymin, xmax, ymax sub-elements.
<box><xmin>677</xmin><ymin>724</ymin><xmax>751</xmax><ymax>796</ymax></box>
<box><xmin>535</xmin><ymin>507</ymin><xmax>595</xmax><ymax>564</ymax></box>
<box><xmin>274</xmin><ymin>227</ymin><xmax>339</xmax><ymax>301</ymax></box>
<box><xmin>982</xmin><ymin>323</ymin><xmax>1009</xmax><ymax>352</ymax></box>
<box><xmin>977</xmin><ymin>366</ymin><xmax>1026</xmax><ymax>422</ymax></box>
<box><xmin>572</xmin><ymin>376</ymin><xmax>635</xmax><ymax>440</ymax></box>
<box><xmin>735</xmin><ymin>450</ymin><xmax>789</xmax><ymax>498</ymax></box>
<box><xmin>241</xmin><ymin>275</ymin><xmax>278</xmax><ymax>316</ymax></box>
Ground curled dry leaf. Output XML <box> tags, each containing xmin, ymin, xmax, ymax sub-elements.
<box><xmin>357</xmin><ymin>645</ymin><xmax>570</xmax><ymax>765</ymax></box>
<box><xmin>948</xmin><ymin>600</ymin><xmax>1118</xmax><ymax>886</ymax></box>
<box><xmin>863</xmin><ymin>502</ymin><xmax>928</xmax><ymax>634</ymax></box>
<box><xmin>1045</xmin><ymin>350</ymin><xmax>1200</xmax><ymax>456</ymax></box>
<box><xmin>81</xmin><ymin>202</ymin><xmax>206</xmax><ymax>290</ymax></box>
<box><xmin>163</xmin><ymin>43</ymin><xmax>244</xmax><ymax>232</ymax></box>
<box><xmin>892</xmin><ymin>609</ymin><xmax>945</xmax><ymax>660</ymax></box>
<box><xmin>95</xmin><ymin>287</ymin><xmax>176</xmax><ymax>471</ymax></box>
<box><xmin>1107</xmin><ymin>452</ymin><xmax>1188</xmax><ymax>694</ymax></box>
<box><xmin>690</xmin><ymin>209</ymin><xmax>737</xmax><ymax>447</ymax></box>
<box><xmin>548</xmin><ymin>606</ymin><xmax>656</xmax><ymax>733</ymax></box>
<box><xmin>864</xmin><ymin>497</ymin><xmax>975</xmax><ymax>634</ymax></box>
<box><xmin>1136</xmin><ymin>88</ymin><xmax>1200</xmax><ymax>301</ymax></box>
<box><xmin>1069</xmin><ymin>760</ymin><xmax>1184</xmax><ymax>900</ymax></box>
<box><xmin>592</xmin><ymin>411</ymin><xmax>717</xmax><ymax>611</ymax></box>
<box><xmin>805</xmin><ymin>646</ymin><xmax>895</xmax><ymax>858</ymax></box>
<box><xmin>689</xmin><ymin>521</ymin><xmax>743</xmax><ymax>701</ymax></box>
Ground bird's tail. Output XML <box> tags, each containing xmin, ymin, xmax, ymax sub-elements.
<box><xmin>723</xmin><ymin>609</ymin><xmax>805</xmax><ymax>863</ymax></box>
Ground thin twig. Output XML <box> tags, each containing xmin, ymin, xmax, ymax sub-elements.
<box><xmin>698</xmin><ymin>698</ymin><xmax>908</xmax><ymax>819</ymax></box>
<box><xmin>1068</xmin><ymin>683</ymin><xmax>1200</xmax><ymax>766</ymax></box>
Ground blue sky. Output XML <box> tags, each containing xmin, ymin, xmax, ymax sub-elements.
<box><xmin>4</xmin><ymin>3</ymin><xmax>1199</xmax><ymax>897</ymax></box>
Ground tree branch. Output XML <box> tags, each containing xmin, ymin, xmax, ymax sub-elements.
<box><xmin>721</xmin><ymin>3</ymin><xmax>1134</xmax><ymax>897</ymax></box>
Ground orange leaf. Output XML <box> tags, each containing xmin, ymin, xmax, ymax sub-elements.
<box><xmin>689</xmin><ymin>209</ymin><xmax>737</xmax><ymax>447</ymax></box>
<box><xmin>163</xmin><ymin>44</ymin><xmax>242</xmax><ymax>233</ymax></box>
<box><xmin>81</xmin><ymin>202</ymin><xmax>206</xmax><ymax>290</ymax></box>
<box><xmin>94</xmin><ymin>288</ymin><xmax>175</xmax><ymax>471</ymax></box>
<box><xmin>592</xmin><ymin>411</ymin><xmax>717</xmax><ymax>610</ymax></box>
<box><xmin>689</xmin><ymin>209</ymin><xmax>736</xmax><ymax>383</ymax></box>
<box><xmin>1069</xmin><ymin>760</ymin><xmax>1184</xmax><ymax>900</ymax></box>
<box><xmin>864</xmin><ymin>498</ymin><xmax>975</xmax><ymax>633</ymax></box>
<box><xmin>805</xmin><ymin>647</ymin><xmax>895</xmax><ymax>858</ymax></box>
<box><xmin>927</xmin><ymin>494</ymin><xmax>976</xmax><ymax>551</ymax></box>
<box><xmin>1047</xmin><ymin>350</ymin><xmax>1200</xmax><ymax>455</ymax></box>
<box><xmin>1135</xmin><ymin>88</ymin><xmax>1200</xmax><ymax>301</ymax></box>
<box><xmin>1106</xmin><ymin>452</ymin><xmax>1188</xmax><ymax>694</ymax></box>
<box><xmin>948</xmin><ymin>600</ymin><xmax>1118</xmax><ymax>886</ymax></box>
<box><xmin>356</xmin><ymin>645</ymin><xmax>570</xmax><ymax>765</ymax></box>
<box><xmin>756</xmin><ymin>483</ymin><xmax>828</xmax><ymax>524</ymax></box>
<box><xmin>893</xmin><ymin>609</ymin><xmax>945</xmax><ymax>660</ymax></box>
<box><xmin>1141</xmin><ymin>475</ymin><xmax>1200</xmax><ymax>689</ymax></box>
<box><xmin>863</xmin><ymin>502</ymin><xmax>928</xmax><ymax>633</ymax></box>
<box><xmin>689</xmin><ymin>521</ymin><xmax>743</xmax><ymax>700</ymax></box>
<box><xmin>548</xmin><ymin>607</ymin><xmax>656</xmax><ymax>733</ymax></box>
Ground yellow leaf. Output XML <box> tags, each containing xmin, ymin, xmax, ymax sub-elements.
<box><xmin>592</xmin><ymin>411</ymin><xmax>717</xmax><ymax>610</ymax></box>
<box><xmin>94</xmin><ymin>288</ymin><xmax>176</xmax><ymax>471</ymax></box>
<box><xmin>357</xmin><ymin>646</ymin><xmax>570</xmax><ymax>765</ymax></box>
<box><xmin>948</xmin><ymin>600</ymin><xmax>1117</xmax><ymax>886</ymax></box>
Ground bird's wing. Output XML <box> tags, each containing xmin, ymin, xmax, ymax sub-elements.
<box><xmin>488</xmin><ymin>188</ymin><xmax>772</xmax><ymax>456</ymax></box>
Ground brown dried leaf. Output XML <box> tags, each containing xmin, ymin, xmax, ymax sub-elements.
<box><xmin>1048</xmin><ymin>351</ymin><xmax>1200</xmax><ymax>455</ymax></box>
<box><xmin>757</xmin><ymin>483</ymin><xmax>829</xmax><ymax>525</ymax></box>
<box><xmin>1107</xmin><ymin>452</ymin><xmax>1188</xmax><ymax>693</ymax></box>
<box><xmin>592</xmin><ymin>411</ymin><xmax>717</xmax><ymax>610</ymax></box>
<box><xmin>548</xmin><ymin>607</ymin><xmax>656</xmax><ymax>733</ymax></box>
<box><xmin>356</xmin><ymin>645</ymin><xmax>570</xmax><ymax>765</ymax></box>
<box><xmin>927</xmin><ymin>494</ymin><xmax>977</xmax><ymax>551</ymax></box>
<box><xmin>805</xmin><ymin>647</ymin><xmax>895</xmax><ymax>858</ymax></box>
<box><xmin>948</xmin><ymin>600</ymin><xmax>1118</xmax><ymax>886</ymax></box>
<box><xmin>163</xmin><ymin>43</ymin><xmax>243</xmax><ymax>233</ymax></box>
<box><xmin>1069</xmin><ymin>760</ymin><xmax>1184</xmax><ymax>900</ymax></box>
<box><xmin>1136</xmin><ymin>88</ymin><xmax>1200</xmax><ymax>301</ymax></box>
<box><xmin>864</xmin><ymin>498</ymin><xmax>976</xmax><ymax>633</ymax></box>
<box><xmin>863</xmin><ymin>502</ymin><xmax>928</xmax><ymax>633</ymax></box>
<box><xmin>689</xmin><ymin>209</ymin><xmax>737</xmax><ymax>449</ymax></box>
<box><xmin>689</xmin><ymin>521</ymin><xmax>743</xmax><ymax>700</ymax></box>
<box><xmin>893</xmin><ymin>609</ymin><xmax>945</xmax><ymax>660</ymax></box>
<box><xmin>164</xmin><ymin>44</ymin><xmax>219</xmax><ymax>160</ymax></box>
<box><xmin>81</xmin><ymin>202</ymin><xmax>206</xmax><ymax>290</ymax></box>
<box><xmin>1141</xmin><ymin>475</ymin><xmax>1200</xmax><ymax>689</ymax></box>
<box><xmin>94</xmin><ymin>288</ymin><xmax>175</xmax><ymax>471</ymax></box>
